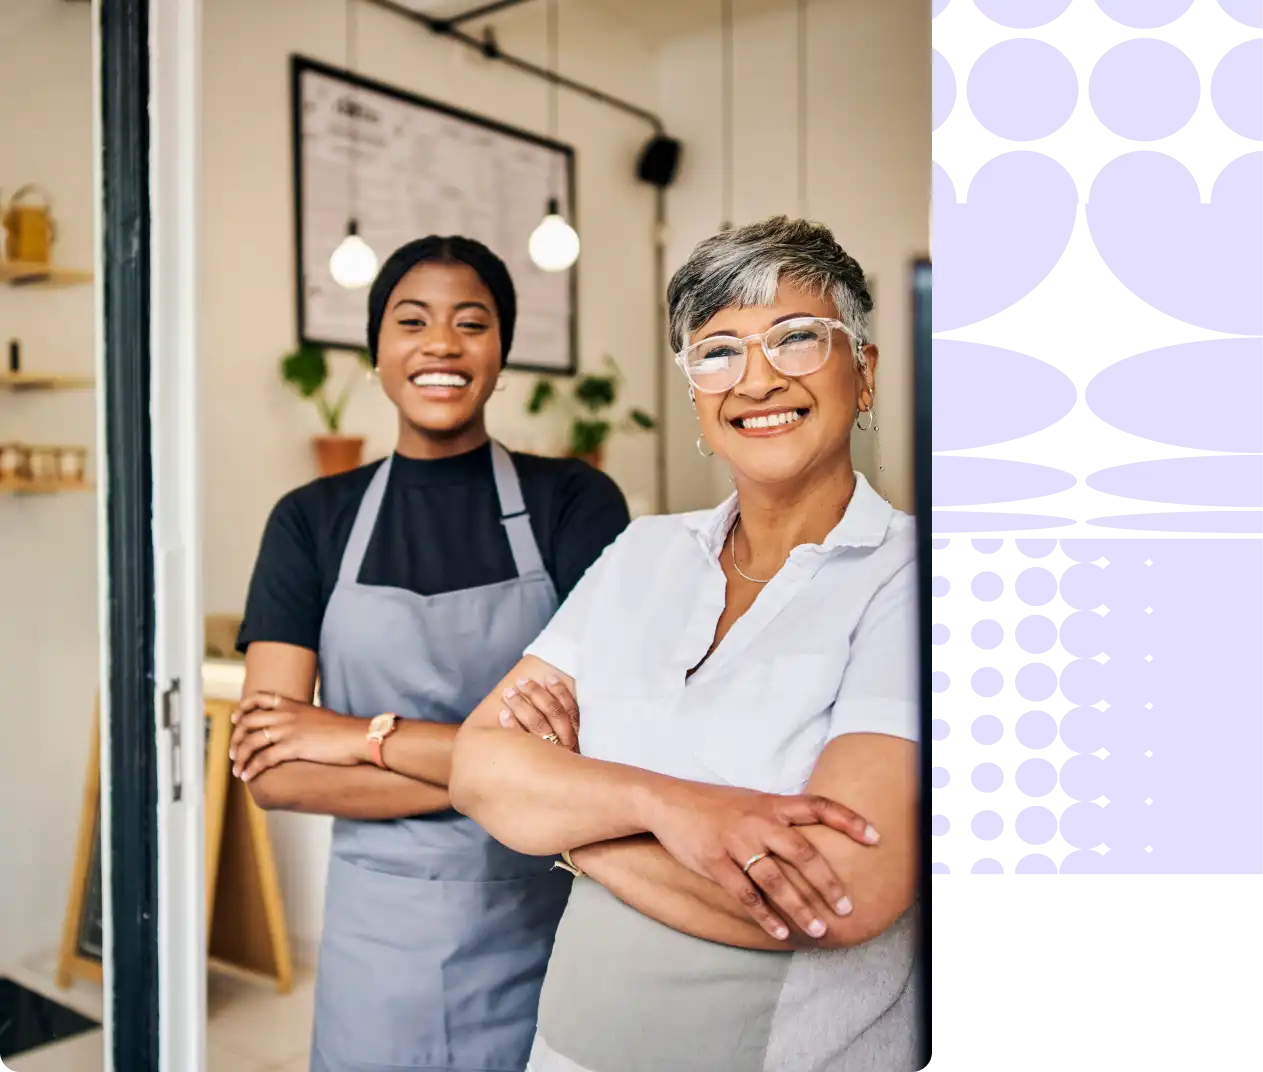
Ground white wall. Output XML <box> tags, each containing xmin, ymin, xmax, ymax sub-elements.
<box><xmin>199</xmin><ymin>0</ymin><xmax>665</xmax><ymax>946</ymax></box>
<box><xmin>0</xmin><ymin>0</ymin><xmax>98</xmax><ymax>967</ymax></box>
<box><xmin>658</xmin><ymin>0</ymin><xmax>930</xmax><ymax>512</ymax></box>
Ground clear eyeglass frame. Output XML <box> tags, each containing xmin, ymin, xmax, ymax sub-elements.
<box><xmin>674</xmin><ymin>316</ymin><xmax>862</xmax><ymax>394</ymax></box>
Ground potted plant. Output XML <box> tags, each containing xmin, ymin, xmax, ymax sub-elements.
<box><xmin>526</xmin><ymin>355</ymin><xmax>655</xmax><ymax>469</ymax></box>
<box><xmin>279</xmin><ymin>343</ymin><xmax>374</xmax><ymax>476</ymax></box>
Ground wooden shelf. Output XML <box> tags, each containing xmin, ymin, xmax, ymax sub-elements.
<box><xmin>0</xmin><ymin>262</ymin><xmax>93</xmax><ymax>288</ymax></box>
<box><xmin>0</xmin><ymin>479</ymin><xmax>94</xmax><ymax>496</ymax></box>
<box><xmin>0</xmin><ymin>372</ymin><xmax>94</xmax><ymax>392</ymax></box>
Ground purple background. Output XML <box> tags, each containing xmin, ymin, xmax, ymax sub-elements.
<box><xmin>932</xmin><ymin>18</ymin><xmax>1263</xmax><ymax>874</ymax></box>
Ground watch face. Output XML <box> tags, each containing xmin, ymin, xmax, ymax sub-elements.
<box><xmin>368</xmin><ymin>714</ymin><xmax>394</xmax><ymax>738</ymax></box>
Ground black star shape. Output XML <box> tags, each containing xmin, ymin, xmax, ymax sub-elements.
<box><xmin>1040</xmin><ymin>0</ymin><xmax>1131</xmax><ymax>67</ymax></box>
<box><xmin>975</xmin><ymin>406</ymin><xmax>1182</xmax><ymax>469</ymax></box>
<box><xmin>939</xmin><ymin>104</ymin><xmax>1005</xmax><ymax>181</ymax></box>
<box><xmin>1045</xmin><ymin>116</ymin><xmax>1126</xmax><ymax>199</ymax></box>
<box><xmin>934</xmin><ymin>0</ymin><xmax>1000</xmax><ymax>72</ymax></box>
<box><xmin>1156</xmin><ymin>0</ymin><xmax>1247</xmax><ymax>79</ymax></box>
<box><xmin>959</xmin><ymin>232</ymin><xmax>1197</xmax><ymax>383</ymax></box>
<box><xmin>1156</xmin><ymin>103</ymin><xmax>1247</xmax><ymax>191</ymax></box>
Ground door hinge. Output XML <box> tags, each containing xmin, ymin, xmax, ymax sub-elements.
<box><xmin>162</xmin><ymin>678</ymin><xmax>183</xmax><ymax>801</ymax></box>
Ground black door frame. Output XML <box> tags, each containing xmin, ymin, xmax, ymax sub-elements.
<box><xmin>911</xmin><ymin>257</ymin><xmax>933</xmax><ymax>1070</ymax></box>
<box><xmin>100</xmin><ymin>0</ymin><xmax>159</xmax><ymax>1068</ymax></box>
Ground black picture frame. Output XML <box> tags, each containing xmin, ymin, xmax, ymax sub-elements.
<box><xmin>911</xmin><ymin>256</ymin><xmax>933</xmax><ymax>1071</ymax></box>
<box><xmin>290</xmin><ymin>54</ymin><xmax>579</xmax><ymax>376</ymax></box>
<box><xmin>100</xmin><ymin>0</ymin><xmax>159</xmax><ymax>1067</ymax></box>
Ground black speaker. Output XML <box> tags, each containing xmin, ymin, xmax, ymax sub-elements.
<box><xmin>637</xmin><ymin>134</ymin><xmax>682</xmax><ymax>188</ymax></box>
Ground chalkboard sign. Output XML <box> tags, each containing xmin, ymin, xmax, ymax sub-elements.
<box><xmin>75</xmin><ymin>805</ymin><xmax>103</xmax><ymax>962</ymax></box>
<box><xmin>58</xmin><ymin>698</ymin><xmax>294</xmax><ymax>992</ymax></box>
<box><xmin>64</xmin><ymin>715</ymin><xmax>214</xmax><ymax>971</ymax></box>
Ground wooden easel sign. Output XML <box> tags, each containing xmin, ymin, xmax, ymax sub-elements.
<box><xmin>57</xmin><ymin>698</ymin><xmax>294</xmax><ymax>992</ymax></box>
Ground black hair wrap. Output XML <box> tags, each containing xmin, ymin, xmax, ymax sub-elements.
<box><xmin>366</xmin><ymin>235</ymin><xmax>517</xmax><ymax>366</ymax></box>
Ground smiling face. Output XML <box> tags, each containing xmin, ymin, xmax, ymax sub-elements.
<box><xmin>375</xmin><ymin>260</ymin><xmax>502</xmax><ymax>454</ymax></box>
<box><xmin>689</xmin><ymin>280</ymin><xmax>877</xmax><ymax>488</ymax></box>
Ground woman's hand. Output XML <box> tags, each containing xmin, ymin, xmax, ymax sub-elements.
<box><xmin>229</xmin><ymin>691</ymin><xmax>369</xmax><ymax>781</ymax></box>
<box><xmin>645</xmin><ymin>781</ymin><xmax>880</xmax><ymax>943</ymax></box>
<box><xmin>497</xmin><ymin>676</ymin><xmax>581</xmax><ymax>751</ymax></box>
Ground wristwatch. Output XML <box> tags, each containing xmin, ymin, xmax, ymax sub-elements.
<box><xmin>366</xmin><ymin>713</ymin><xmax>399</xmax><ymax>770</ymax></box>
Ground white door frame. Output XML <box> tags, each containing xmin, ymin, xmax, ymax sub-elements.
<box><xmin>149</xmin><ymin>0</ymin><xmax>206</xmax><ymax>1068</ymax></box>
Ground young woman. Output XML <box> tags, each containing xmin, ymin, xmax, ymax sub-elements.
<box><xmin>228</xmin><ymin>236</ymin><xmax>629</xmax><ymax>1072</ymax></box>
<box><xmin>450</xmin><ymin>217</ymin><xmax>920</xmax><ymax>1071</ymax></box>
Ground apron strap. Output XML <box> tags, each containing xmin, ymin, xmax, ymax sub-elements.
<box><xmin>338</xmin><ymin>456</ymin><xmax>392</xmax><ymax>584</ymax></box>
<box><xmin>490</xmin><ymin>441</ymin><xmax>547</xmax><ymax>579</ymax></box>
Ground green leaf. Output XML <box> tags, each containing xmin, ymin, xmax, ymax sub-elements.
<box><xmin>628</xmin><ymin>408</ymin><xmax>656</xmax><ymax>430</ymax></box>
<box><xmin>527</xmin><ymin>379</ymin><xmax>556</xmax><ymax>414</ymax></box>
<box><xmin>574</xmin><ymin>375</ymin><xmax>616</xmax><ymax>412</ymax></box>
<box><xmin>570</xmin><ymin>419</ymin><xmax>610</xmax><ymax>456</ymax></box>
<box><xmin>280</xmin><ymin>345</ymin><xmax>329</xmax><ymax>398</ymax></box>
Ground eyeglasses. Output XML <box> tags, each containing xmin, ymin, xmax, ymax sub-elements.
<box><xmin>675</xmin><ymin>316</ymin><xmax>861</xmax><ymax>394</ymax></box>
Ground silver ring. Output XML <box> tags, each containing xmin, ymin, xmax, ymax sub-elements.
<box><xmin>542</xmin><ymin>733</ymin><xmax>560</xmax><ymax>745</ymax></box>
<box><xmin>271</xmin><ymin>691</ymin><xmax>280</xmax><ymax>709</ymax></box>
<box><xmin>741</xmin><ymin>852</ymin><xmax>769</xmax><ymax>875</ymax></box>
<box><xmin>262</xmin><ymin>727</ymin><xmax>273</xmax><ymax>745</ymax></box>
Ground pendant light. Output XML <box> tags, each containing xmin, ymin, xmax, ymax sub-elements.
<box><xmin>329</xmin><ymin>0</ymin><xmax>379</xmax><ymax>289</ymax></box>
<box><xmin>528</xmin><ymin>0</ymin><xmax>580</xmax><ymax>272</ymax></box>
<box><xmin>719</xmin><ymin>0</ymin><xmax>733</xmax><ymax>230</ymax></box>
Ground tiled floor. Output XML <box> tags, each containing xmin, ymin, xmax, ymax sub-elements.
<box><xmin>3</xmin><ymin>951</ymin><xmax>314</xmax><ymax>1071</ymax></box>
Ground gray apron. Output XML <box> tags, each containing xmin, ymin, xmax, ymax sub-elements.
<box><xmin>311</xmin><ymin>444</ymin><xmax>571</xmax><ymax>1072</ymax></box>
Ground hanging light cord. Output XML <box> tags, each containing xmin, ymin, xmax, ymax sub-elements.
<box><xmin>722</xmin><ymin>0</ymin><xmax>733</xmax><ymax>229</ymax></box>
<box><xmin>546</xmin><ymin>0</ymin><xmax>561</xmax><ymax>210</ymax></box>
<box><xmin>346</xmin><ymin>0</ymin><xmax>359</xmax><ymax>227</ymax></box>
<box><xmin>798</xmin><ymin>0</ymin><xmax>807</xmax><ymax>217</ymax></box>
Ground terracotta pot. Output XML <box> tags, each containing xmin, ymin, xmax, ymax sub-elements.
<box><xmin>570</xmin><ymin>447</ymin><xmax>604</xmax><ymax>470</ymax></box>
<box><xmin>313</xmin><ymin>434</ymin><xmax>365</xmax><ymax>477</ymax></box>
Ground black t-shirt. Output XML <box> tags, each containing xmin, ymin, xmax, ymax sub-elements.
<box><xmin>237</xmin><ymin>442</ymin><xmax>630</xmax><ymax>654</ymax></box>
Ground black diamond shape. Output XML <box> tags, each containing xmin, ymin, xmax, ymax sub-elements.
<box><xmin>975</xmin><ymin>406</ymin><xmax>1182</xmax><ymax>469</ymax></box>
<box><xmin>934</xmin><ymin>0</ymin><xmax>1000</xmax><ymax>72</ymax></box>
<box><xmin>1040</xmin><ymin>0</ymin><xmax>1131</xmax><ymax>67</ymax></box>
<box><xmin>1156</xmin><ymin>0</ymin><xmax>1247</xmax><ymax>79</ymax></box>
<box><xmin>1040</xmin><ymin>116</ymin><xmax>1131</xmax><ymax>199</ymax></box>
<box><xmin>1156</xmin><ymin>102</ymin><xmax>1247</xmax><ymax>191</ymax></box>
<box><xmin>939</xmin><ymin>104</ymin><xmax>1005</xmax><ymax>181</ymax></box>
<box><xmin>959</xmin><ymin>232</ymin><xmax>1197</xmax><ymax>383</ymax></box>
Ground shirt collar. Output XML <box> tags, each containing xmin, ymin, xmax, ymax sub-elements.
<box><xmin>684</xmin><ymin>471</ymin><xmax>894</xmax><ymax>558</ymax></box>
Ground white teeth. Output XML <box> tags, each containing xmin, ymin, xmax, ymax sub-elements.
<box><xmin>411</xmin><ymin>371</ymin><xmax>469</xmax><ymax>388</ymax></box>
<box><xmin>738</xmin><ymin>410</ymin><xmax>803</xmax><ymax>430</ymax></box>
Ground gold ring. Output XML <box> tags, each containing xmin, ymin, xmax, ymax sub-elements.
<box><xmin>741</xmin><ymin>852</ymin><xmax>769</xmax><ymax>875</ymax></box>
<box><xmin>262</xmin><ymin>727</ymin><xmax>273</xmax><ymax>745</ymax></box>
<box><xmin>271</xmin><ymin>691</ymin><xmax>280</xmax><ymax>709</ymax></box>
<box><xmin>541</xmin><ymin>733</ymin><xmax>560</xmax><ymax>744</ymax></box>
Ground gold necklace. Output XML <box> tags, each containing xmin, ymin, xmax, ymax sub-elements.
<box><xmin>730</xmin><ymin>515</ymin><xmax>773</xmax><ymax>584</ymax></box>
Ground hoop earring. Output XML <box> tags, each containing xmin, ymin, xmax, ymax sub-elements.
<box><xmin>493</xmin><ymin>375</ymin><xmax>507</xmax><ymax>393</ymax></box>
<box><xmin>856</xmin><ymin>407</ymin><xmax>875</xmax><ymax>431</ymax></box>
<box><xmin>696</xmin><ymin>435</ymin><xmax>715</xmax><ymax>458</ymax></box>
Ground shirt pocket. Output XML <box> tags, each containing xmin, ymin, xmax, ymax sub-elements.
<box><xmin>686</xmin><ymin>652</ymin><xmax>843</xmax><ymax>794</ymax></box>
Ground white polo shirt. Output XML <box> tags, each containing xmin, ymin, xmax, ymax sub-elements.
<box><xmin>525</xmin><ymin>472</ymin><xmax>918</xmax><ymax>794</ymax></box>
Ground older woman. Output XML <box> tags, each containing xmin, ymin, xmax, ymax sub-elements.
<box><xmin>450</xmin><ymin>217</ymin><xmax>920</xmax><ymax>1072</ymax></box>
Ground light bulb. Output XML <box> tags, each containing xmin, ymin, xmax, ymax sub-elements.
<box><xmin>528</xmin><ymin>199</ymin><xmax>580</xmax><ymax>272</ymax></box>
<box><xmin>329</xmin><ymin>222</ymin><xmax>379</xmax><ymax>289</ymax></box>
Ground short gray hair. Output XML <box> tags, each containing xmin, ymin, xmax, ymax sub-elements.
<box><xmin>666</xmin><ymin>216</ymin><xmax>873</xmax><ymax>354</ymax></box>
